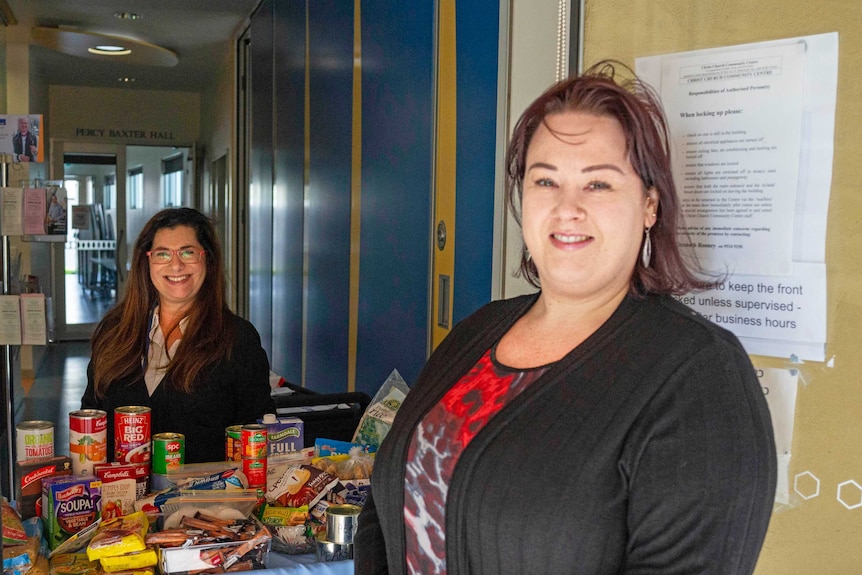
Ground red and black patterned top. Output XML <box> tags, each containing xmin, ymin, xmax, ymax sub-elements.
<box><xmin>403</xmin><ymin>348</ymin><xmax>549</xmax><ymax>575</ymax></box>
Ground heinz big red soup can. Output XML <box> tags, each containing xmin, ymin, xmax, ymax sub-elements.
<box><xmin>114</xmin><ymin>406</ymin><xmax>152</xmax><ymax>464</ymax></box>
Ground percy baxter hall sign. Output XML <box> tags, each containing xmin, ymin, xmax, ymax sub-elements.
<box><xmin>75</xmin><ymin>127</ymin><xmax>176</xmax><ymax>140</ymax></box>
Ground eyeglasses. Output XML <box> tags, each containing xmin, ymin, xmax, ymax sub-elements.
<box><xmin>146</xmin><ymin>249</ymin><xmax>205</xmax><ymax>264</ymax></box>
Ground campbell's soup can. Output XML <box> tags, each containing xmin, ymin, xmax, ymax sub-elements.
<box><xmin>152</xmin><ymin>433</ymin><xmax>185</xmax><ymax>475</ymax></box>
<box><xmin>226</xmin><ymin>425</ymin><xmax>243</xmax><ymax>462</ymax></box>
<box><xmin>114</xmin><ymin>406</ymin><xmax>152</xmax><ymax>464</ymax></box>
<box><xmin>242</xmin><ymin>456</ymin><xmax>267</xmax><ymax>489</ymax></box>
<box><xmin>16</xmin><ymin>420</ymin><xmax>54</xmax><ymax>461</ymax></box>
<box><xmin>69</xmin><ymin>409</ymin><xmax>108</xmax><ymax>475</ymax></box>
<box><xmin>241</xmin><ymin>424</ymin><xmax>268</xmax><ymax>459</ymax></box>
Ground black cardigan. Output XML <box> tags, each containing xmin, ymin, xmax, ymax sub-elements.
<box><xmin>81</xmin><ymin>314</ymin><xmax>275</xmax><ymax>464</ymax></box>
<box><xmin>355</xmin><ymin>293</ymin><xmax>776</xmax><ymax>575</ymax></box>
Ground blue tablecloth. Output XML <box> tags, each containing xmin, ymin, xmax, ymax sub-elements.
<box><xmin>262</xmin><ymin>552</ymin><xmax>353</xmax><ymax>575</ymax></box>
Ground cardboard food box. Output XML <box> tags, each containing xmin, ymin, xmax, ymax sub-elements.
<box><xmin>15</xmin><ymin>455</ymin><xmax>72</xmax><ymax>519</ymax></box>
<box><xmin>42</xmin><ymin>475</ymin><xmax>102</xmax><ymax>550</ymax></box>
<box><xmin>157</xmin><ymin>516</ymin><xmax>272</xmax><ymax>575</ymax></box>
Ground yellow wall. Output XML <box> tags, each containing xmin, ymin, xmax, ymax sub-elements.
<box><xmin>583</xmin><ymin>1</ymin><xmax>861</xmax><ymax>572</ymax></box>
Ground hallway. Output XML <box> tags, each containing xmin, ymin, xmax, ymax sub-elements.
<box><xmin>17</xmin><ymin>340</ymin><xmax>90</xmax><ymax>460</ymax></box>
<box><xmin>13</xmin><ymin>271</ymin><xmax>112</xmax><ymax>457</ymax></box>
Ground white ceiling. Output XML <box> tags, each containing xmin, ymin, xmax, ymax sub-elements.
<box><xmin>4</xmin><ymin>0</ymin><xmax>261</xmax><ymax>92</ymax></box>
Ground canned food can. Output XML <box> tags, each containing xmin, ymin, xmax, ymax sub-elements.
<box><xmin>241</xmin><ymin>424</ymin><xmax>268</xmax><ymax>459</ymax></box>
<box><xmin>69</xmin><ymin>409</ymin><xmax>108</xmax><ymax>475</ymax></box>
<box><xmin>16</xmin><ymin>420</ymin><xmax>54</xmax><ymax>461</ymax></box>
<box><xmin>242</xmin><ymin>456</ymin><xmax>267</xmax><ymax>489</ymax></box>
<box><xmin>152</xmin><ymin>433</ymin><xmax>185</xmax><ymax>475</ymax></box>
<box><xmin>114</xmin><ymin>406</ymin><xmax>152</xmax><ymax>464</ymax></box>
<box><xmin>325</xmin><ymin>504</ymin><xmax>361</xmax><ymax>544</ymax></box>
<box><xmin>225</xmin><ymin>425</ymin><xmax>243</xmax><ymax>461</ymax></box>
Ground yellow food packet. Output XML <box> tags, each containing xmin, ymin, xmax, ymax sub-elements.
<box><xmin>99</xmin><ymin>549</ymin><xmax>157</xmax><ymax>573</ymax></box>
<box><xmin>48</xmin><ymin>553</ymin><xmax>101</xmax><ymax>575</ymax></box>
<box><xmin>86</xmin><ymin>511</ymin><xmax>149</xmax><ymax>561</ymax></box>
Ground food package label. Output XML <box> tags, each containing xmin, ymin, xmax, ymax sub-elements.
<box><xmin>42</xmin><ymin>476</ymin><xmax>102</xmax><ymax>550</ymax></box>
<box><xmin>15</xmin><ymin>456</ymin><xmax>73</xmax><ymax>520</ymax></box>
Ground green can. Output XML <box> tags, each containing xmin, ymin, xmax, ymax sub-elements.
<box><xmin>152</xmin><ymin>432</ymin><xmax>184</xmax><ymax>475</ymax></box>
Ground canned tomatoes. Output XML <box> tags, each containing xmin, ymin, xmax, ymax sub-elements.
<box><xmin>242</xmin><ymin>456</ymin><xmax>267</xmax><ymax>489</ymax></box>
<box><xmin>114</xmin><ymin>406</ymin><xmax>152</xmax><ymax>464</ymax></box>
<box><xmin>152</xmin><ymin>433</ymin><xmax>185</xmax><ymax>475</ymax></box>
<box><xmin>241</xmin><ymin>424</ymin><xmax>268</xmax><ymax>459</ymax></box>
<box><xmin>16</xmin><ymin>420</ymin><xmax>54</xmax><ymax>461</ymax></box>
<box><xmin>69</xmin><ymin>409</ymin><xmax>108</xmax><ymax>475</ymax></box>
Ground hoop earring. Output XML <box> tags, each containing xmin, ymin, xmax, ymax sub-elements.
<box><xmin>642</xmin><ymin>227</ymin><xmax>652</xmax><ymax>268</ymax></box>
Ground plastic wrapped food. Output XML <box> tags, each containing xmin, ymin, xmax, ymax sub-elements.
<box><xmin>352</xmin><ymin>369</ymin><xmax>409</xmax><ymax>448</ymax></box>
<box><xmin>2</xmin><ymin>499</ymin><xmax>27</xmax><ymax>546</ymax></box>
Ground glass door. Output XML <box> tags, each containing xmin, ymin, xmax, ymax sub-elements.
<box><xmin>50</xmin><ymin>142</ymin><xmax>127</xmax><ymax>340</ymax></box>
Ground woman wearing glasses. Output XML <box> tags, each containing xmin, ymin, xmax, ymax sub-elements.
<box><xmin>81</xmin><ymin>207</ymin><xmax>275</xmax><ymax>463</ymax></box>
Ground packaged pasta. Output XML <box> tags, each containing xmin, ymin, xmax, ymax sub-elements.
<box><xmin>86</xmin><ymin>512</ymin><xmax>148</xmax><ymax>561</ymax></box>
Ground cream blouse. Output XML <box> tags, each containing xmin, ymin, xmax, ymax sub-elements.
<box><xmin>144</xmin><ymin>307</ymin><xmax>188</xmax><ymax>396</ymax></box>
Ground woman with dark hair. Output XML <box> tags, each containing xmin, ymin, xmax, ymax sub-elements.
<box><xmin>82</xmin><ymin>207</ymin><xmax>274</xmax><ymax>464</ymax></box>
<box><xmin>355</xmin><ymin>61</ymin><xmax>776</xmax><ymax>574</ymax></box>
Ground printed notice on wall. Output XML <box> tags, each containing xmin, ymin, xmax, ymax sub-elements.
<box><xmin>637</xmin><ymin>33</ymin><xmax>838</xmax><ymax>361</ymax></box>
<box><xmin>648</xmin><ymin>42</ymin><xmax>806</xmax><ymax>276</ymax></box>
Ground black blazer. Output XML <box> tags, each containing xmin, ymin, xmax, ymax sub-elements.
<box><xmin>82</xmin><ymin>314</ymin><xmax>275</xmax><ymax>464</ymax></box>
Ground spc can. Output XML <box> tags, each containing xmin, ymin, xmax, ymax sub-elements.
<box><xmin>69</xmin><ymin>409</ymin><xmax>108</xmax><ymax>475</ymax></box>
<box><xmin>241</xmin><ymin>424</ymin><xmax>268</xmax><ymax>459</ymax></box>
<box><xmin>16</xmin><ymin>420</ymin><xmax>54</xmax><ymax>461</ymax></box>
<box><xmin>152</xmin><ymin>433</ymin><xmax>185</xmax><ymax>475</ymax></box>
<box><xmin>225</xmin><ymin>425</ymin><xmax>243</xmax><ymax>462</ymax></box>
<box><xmin>325</xmin><ymin>504</ymin><xmax>361</xmax><ymax>545</ymax></box>
<box><xmin>114</xmin><ymin>406</ymin><xmax>152</xmax><ymax>464</ymax></box>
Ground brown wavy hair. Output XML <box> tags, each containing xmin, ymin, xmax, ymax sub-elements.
<box><xmin>90</xmin><ymin>208</ymin><xmax>235</xmax><ymax>397</ymax></box>
<box><xmin>506</xmin><ymin>60</ymin><xmax>719</xmax><ymax>295</ymax></box>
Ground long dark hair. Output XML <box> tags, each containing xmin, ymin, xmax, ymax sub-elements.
<box><xmin>90</xmin><ymin>208</ymin><xmax>234</xmax><ymax>396</ymax></box>
<box><xmin>506</xmin><ymin>60</ymin><xmax>718</xmax><ymax>295</ymax></box>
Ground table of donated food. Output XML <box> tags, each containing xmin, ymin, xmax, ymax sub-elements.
<box><xmin>264</xmin><ymin>552</ymin><xmax>353</xmax><ymax>575</ymax></box>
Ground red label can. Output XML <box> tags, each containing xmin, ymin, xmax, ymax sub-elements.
<box><xmin>242</xmin><ymin>456</ymin><xmax>267</xmax><ymax>489</ymax></box>
<box><xmin>114</xmin><ymin>406</ymin><xmax>152</xmax><ymax>464</ymax></box>
<box><xmin>69</xmin><ymin>409</ymin><xmax>108</xmax><ymax>475</ymax></box>
<box><xmin>241</xmin><ymin>424</ymin><xmax>268</xmax><ymax>459</ymax></box>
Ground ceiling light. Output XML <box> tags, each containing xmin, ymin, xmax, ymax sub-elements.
<box><xmin>89</xmin><ymin>45</ymin><xmax>131</xmax><ymax>56</ymax></box>
<box><xmin>31</xmin><ymin>27</ymin><xmax>178</xmax><ymax>67</ymax></box>
<box><xmin>114</xmin><ymin>12</ymin><xmax>142</xmax><ymax>20</ymax></box>
<box><xmin>118</xmin><ymin>77</ymin><xmax>136</xmax><ymax>83</ymax></box>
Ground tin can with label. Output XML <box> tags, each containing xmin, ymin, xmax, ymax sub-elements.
<box><xmin>152</xmin><ymin>433</ymin><xmax>185</xmax><ymax>475</ymax></box>
<box><xmin>242</xmin><ymin>456</ymin><xmax>267</xmax><ymax>489</ymax></box>
<box><xmin>68</xmin><ymin>409</ymin><xmax>108</xmax><ymax>475</ymax></box>
<box><xmin>225</xmin><ymin>425</ymin><xmax>243</xmax><ymax>461</ymax></box>
<box><xmin>16</xmin><ymin>420</ymin><xmax>55</xmax><ymax>461</ymax></box>
<box><xmin>241</xmin><ymin>424</ymin><xmax>268</xmax><ymax>459</ymax></box>
<box><xmin>114</xmin><ymin>406</ymin><xmax>152</xmax><ymax>464</ymax></box>
<box><xmin>325</xmin><ymin>504</ymin><xmax>361</xmax><ymax>544</ymax></box>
